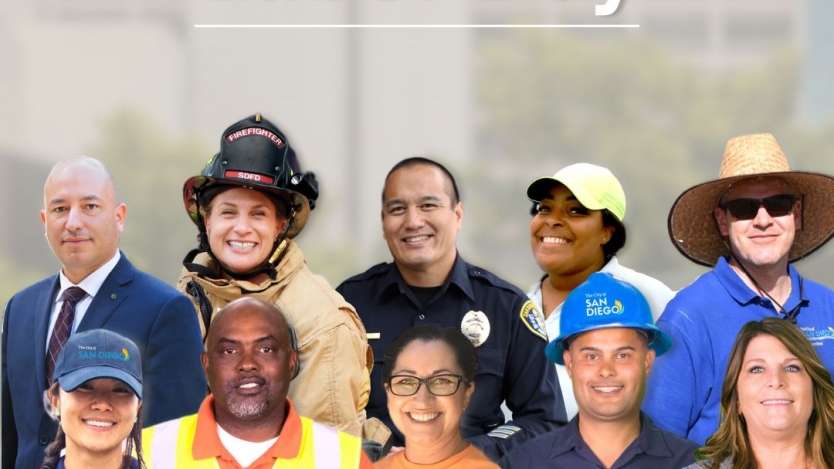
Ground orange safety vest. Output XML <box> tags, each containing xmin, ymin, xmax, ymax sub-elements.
<box><xmin>142</xmin><ymin>413</ymin><xmax>363</xmax><ymax>468</ymax></box>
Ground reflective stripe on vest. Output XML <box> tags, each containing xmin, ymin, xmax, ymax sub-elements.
<box><xmin>143</xmin><ymin>413</ymin><xmax>362</xmax><ymax>468</ymax></box>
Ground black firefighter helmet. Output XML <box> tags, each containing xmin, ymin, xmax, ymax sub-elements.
<box><xmin>182</xmin><ymin>113</ymin><xmax>319</xmax><ymax>242</ymax></box>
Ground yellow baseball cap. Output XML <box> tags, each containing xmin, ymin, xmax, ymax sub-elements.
<box><xmin>526</xmin><ymin>163</ymin><xmax>626</xmax><ymax>222</ymax></box>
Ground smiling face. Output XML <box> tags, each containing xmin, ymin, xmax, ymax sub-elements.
<box><xmin>530</xmin><ymin>184</ymin><xmax>613</xmax><ymax>278</ymax></box>
<box><xmin>381</xmin><ymin>164</ymin><xmax>463</xmax><ymax>286</ymax></box>
<box><xmin>564</xmin><ymin>328</ymin><xmax>654</xmax><ymax>425</ymax></box>
<box><xmin>205</xmin><ymin>188</ymin><xmax>288</xmax><ymax>278</ymax></box>
<box><xmin>715</xmin><ymin>176</ymin><xmax>800</xmax><ymax>269</ymax></box>
<box><xmin>51</xmin><ymin>378</ymin><xmax>140</xmax><ymax>461</ymax></box>
<box><xmin>736</xmin><ymin>334</ymin><xmax>813</xmax><ymax>440</ymax></box>
<box><xmin>41</xmin><ymin>158</ymin><xmax>126</xmax><ymax>285</ymax></box>
<box><xmin>385</xmin><ymin>340</ymin><xmax>474</xmax><ymax>456</ymax></box>
<box><xmin>203</xmin><ymin>298</ymin><xmax>297</xmax><ymax>437</ymax></box>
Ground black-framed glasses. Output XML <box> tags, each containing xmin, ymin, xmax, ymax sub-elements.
<box><xmin>720</xmin><ymin>194</ymin><xmax>796</xmax><ymax>220</ymax></box>
<box><xmin>387</xmin><ymin>374</ymin><xmax>467</xmax><ymax>396</ymax></box>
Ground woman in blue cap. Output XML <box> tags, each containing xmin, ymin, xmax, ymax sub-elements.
<box><xmin>41</xmin><ymin>329</ymin><xmax>145</xmax><ymax>469</ymax></box>
<box><xmin>525</xmin><ymin>163</ymin><xmax>675</xmax><ymax>419</ymax></box>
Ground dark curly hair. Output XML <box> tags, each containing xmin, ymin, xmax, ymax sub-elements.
<box><xmin>382</xmin><ymin>324</ymin><xmax>478</xmax><ymax>385</ymax></box>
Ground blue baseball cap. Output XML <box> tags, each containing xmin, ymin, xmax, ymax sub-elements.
<box><xmin>545</xmin><ymin>272</ymin><xmax>672</xmax><ymax>365</ymax></box>
<box><xmin>52</xmin><ymin>329</ymin><xmax>143</xmax><ymax>399</ymax></box>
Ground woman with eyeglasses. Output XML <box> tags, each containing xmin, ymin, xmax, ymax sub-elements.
<box><xmin>41</xmin><ymin>329</ymin><xmax>146</xmax><ymax>469</ymax></box>
<box><xmin>375</xmin><ymin>324</ymin><xmax>499</xmax><ymax>468</ymax></box>
<box><xmin>525</xmin><ymin>163</ymin><xmax>674</xmax><ymax>419</ymax></box>
<box><xmin>685</xmin><ymin>317</ymin><xmax>834</xmax><ymax>469</ymax></box>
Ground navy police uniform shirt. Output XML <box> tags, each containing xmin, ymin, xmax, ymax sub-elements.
<box><xmin>337</xmin><ymin>254</ymin><xmax>566</xmax><ymax>461</ymax></box>
<box><xmin>499</xmin><ymin>413</ymin><xmax>698</xmax><ymax>469</ymax></box>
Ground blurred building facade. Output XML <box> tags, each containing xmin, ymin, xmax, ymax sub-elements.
<box><xmin>0</xmin><ymin>0</ymin><xmax>828</xmax><ymax>301</ymax></box>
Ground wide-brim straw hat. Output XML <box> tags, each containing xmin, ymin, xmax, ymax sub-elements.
<box><xmin>668</xmin><ymin>133</ymin><xmax>834</xmax><ymax>266</ymax></box>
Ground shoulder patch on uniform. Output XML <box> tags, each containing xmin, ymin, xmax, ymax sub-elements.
<box><xmin>519</xmin><ymin>300</ymin><xmax>547</xmax><ymax>342</ymax></box>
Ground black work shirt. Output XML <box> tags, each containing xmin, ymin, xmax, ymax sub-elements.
<box><xmin>337</xmin><ymin>254</ymin><xmax>566</xmax><ymax>461</ymax></box>
<box><xmin>499</xmin><ymin>413</ymin><xmax>698</xmax><ymax>469</ymax></box>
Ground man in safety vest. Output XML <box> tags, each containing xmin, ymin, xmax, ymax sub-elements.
<box><xmin>142</xmin><ymin>297</ymin><xmax>374</xmax><ymax>468</ymax></box>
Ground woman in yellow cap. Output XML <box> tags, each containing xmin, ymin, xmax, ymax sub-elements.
<box><xmin>525</xmin><ymin>163</ymin><xmax>674</xmax><ymax>419</ymax></box>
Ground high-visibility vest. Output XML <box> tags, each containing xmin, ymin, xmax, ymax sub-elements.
<box><xmin>142</xmin><ymin>413</ymin><xmax>363</xmax><ymax>469</ymax></box>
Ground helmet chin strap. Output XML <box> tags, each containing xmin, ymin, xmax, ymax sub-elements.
<box><xmin>194</xmin><ymin>196</ymin><xmax>296</xmax><ymax>281</ymax></box>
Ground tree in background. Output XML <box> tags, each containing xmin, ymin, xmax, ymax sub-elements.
<box><xmin>88</xmin><ymin>109</ymin><xmax>209</xmax><ymax>284</ymax></box>
<box><xmin>0</xmin><ymin>109</ymin><xmax>209</xmax><ymax>310</ymax></box>
<box><xmin>471</xmin><ymin>30</ymin><xmax>834</xmax><ymax>289</ymax></box>
<box><xmin>4</xmin><ymin>33</ymin><xmax>834</xmax><ymax>312</ymax></box>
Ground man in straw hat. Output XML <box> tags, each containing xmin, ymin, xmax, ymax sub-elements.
<box><xmin>643</xmin><ymin>133</ymin><xmax>834</xmax><ymax>445</ymax></box>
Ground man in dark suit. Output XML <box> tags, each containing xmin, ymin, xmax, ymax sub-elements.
<box><xmin>2</xmin><ymin>155</ymin><xmax>207</xmax><ymax>469</ymax></box>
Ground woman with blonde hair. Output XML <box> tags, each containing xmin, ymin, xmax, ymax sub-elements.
<box><xmin>686</xmin><ymin>317</ymin><xmax>834</xmax><ymax>469</ymax></box>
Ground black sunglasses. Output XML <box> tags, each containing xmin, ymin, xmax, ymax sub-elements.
<box><xmin>720</xmin><ymin>194</ymin><xmax>796</xmax><ymax>220</ymax></box>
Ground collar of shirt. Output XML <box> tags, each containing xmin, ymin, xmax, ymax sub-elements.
<box><xmin>57</xmin><ymin>250</ymin><xmax>121</xmax><ymax>302</ymax></box>
<box><xmin>531</xmin><ymin>255</ymin><xmax>625</xmax><ymax>339</ymax></box>
<box><xmin>713</xmin><ymin>256</ymin><xmax>804</xmax><ymax>312</ymax></box>
<box><xmin>379</xmin><ymin>253</ymin><xmax>476</xmax><ymax>303</ymax></box>
<box><xmin>55</xmin><ymin>455</ymin><xmax>138</xmax><ymax>469</ymax></box>
<box><xmin>192</xmin><ymin>395</ymin><xmax>304</xmax><ymax>464</ymax></box>
<box><xmin>47</xmin><ymin>251</ymin><xmax>121</xmax><ymax>344</ymax></box>
<box><xmin>548</xmin><ymin>412</ymin><xmax>676</xmax><ymax>463</ymax></box>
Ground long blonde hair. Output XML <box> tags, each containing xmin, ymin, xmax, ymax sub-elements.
<box><xmin>694</xmin><ymin>318</ymin><xmax>834</xmax><ymax>468</ymax></box>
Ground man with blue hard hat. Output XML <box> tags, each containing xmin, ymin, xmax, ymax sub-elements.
<box><xmin>500</xmin><ymin>272</ymin><xmax>697</xmax><ymax>469</ymax></box>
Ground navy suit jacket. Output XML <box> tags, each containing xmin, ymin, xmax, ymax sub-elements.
<box><xmin>2</xmin><ymin>253</ymin><xmax>207</xmax><ymax>469</ymax></box>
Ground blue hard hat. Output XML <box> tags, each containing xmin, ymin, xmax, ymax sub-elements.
<box><xmin>545</xmin><ymin>272</ymin><xmax>672</xmax><ymax>365</ymax></box>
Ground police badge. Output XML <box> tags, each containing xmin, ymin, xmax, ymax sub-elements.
<box><xmin>460</xmin><ymin>310</ymin><xmax>491</xmax><ymax>347</ymax></box>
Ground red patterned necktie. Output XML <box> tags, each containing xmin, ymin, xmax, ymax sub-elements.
<box><xmin>46</xmin><ymin>286</ymin><xmax>87</xmax><ymax>382</ymax></box>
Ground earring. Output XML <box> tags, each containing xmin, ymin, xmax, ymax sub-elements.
<box><xmin>55</xmin><ymin>409</ymin><xmax>60</xmax><ymax>417</ymax></box>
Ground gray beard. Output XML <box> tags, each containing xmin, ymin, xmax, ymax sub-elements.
<box><xmin>225</xmin><ymin>383</ymin><xmax>271</xmax><ymax>419</ymax></box>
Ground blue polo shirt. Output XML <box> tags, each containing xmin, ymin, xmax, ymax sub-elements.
<box><xmin>644</xmin><ymin>256</ymin><xmax>834</xmax><ymax>445</ymax></box>
<box><xmin>499</xmin><ymin>413</ymin><xmax>697</xmax><ymax>469</ymax></box>
<box><xmin>337</xmin><ymin>254</ymin><xmax>566</xmax><ymax>461</ymax></box>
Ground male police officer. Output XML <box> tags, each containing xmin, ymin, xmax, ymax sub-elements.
<box><xmin>338</xmin><ymin>157</ymin><xmax>566</xmax><ymax>461</ymax></box>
